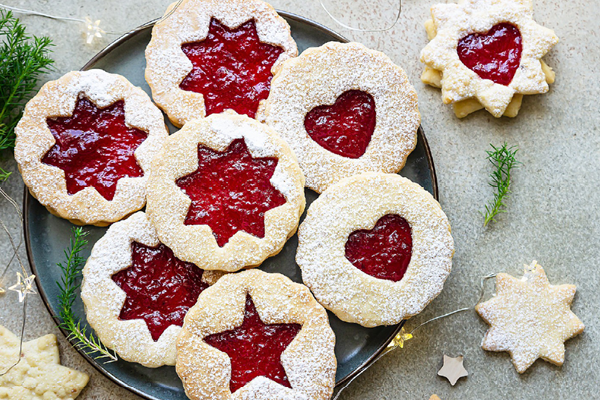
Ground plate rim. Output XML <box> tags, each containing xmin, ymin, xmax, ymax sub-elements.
<box><xmin>23</xmin><ymin>10</ymin><xmax>438</xmax><ymax>400</ymax></box>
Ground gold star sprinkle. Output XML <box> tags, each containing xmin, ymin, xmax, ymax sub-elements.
<box><xmin>84</xmin><ymin>17</ymin><xmax>105</xmax><ymax>45</ymax></box>
<box><xmin>476</xmin><ymin>261</ymin><xmax>584</xmax><ymax>373</ymax></box>
<box><xmin>437</xmin><ymin>355</ymin><xmax>468</xmax><ymax>386</ymax></box>
<box><xmin>8</xmin><ymin>272</ymin><xmax>36</xmax><ymax>303</ymax></box>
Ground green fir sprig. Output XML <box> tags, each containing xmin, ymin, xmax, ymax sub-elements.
<box><xmin>482</xmin><ymin>143</ymin><xmax>520</xmax><ymax>227</ymax></box>
<box><xmin>56</xmin><ymin>227</ymin><xmax>117</xmax><ymax>362</ymax></box>
<box><xmin>0</xmin><ymin>11</ymin><xmax>54</xmax><ymax>150</ymax></box>
<box><xmin>0</xmin><ymin>167</ymin><xmax>10</xmax><ymax>182</ymax></box>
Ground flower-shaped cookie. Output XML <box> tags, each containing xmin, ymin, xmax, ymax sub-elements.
<box><xmin>420</xmin><ymin>0</ymin><xmax>558</xmax><ymax>118</ymax></box>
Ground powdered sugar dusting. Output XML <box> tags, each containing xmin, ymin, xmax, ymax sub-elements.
<box><xmin>146</xmin><ymin>111</ymin><xmax>305</xmax><ymax>272</ymax></box>
<box><xmin>297</xmin><ymin>173</ymin><xmax>454</xmax><ymax>327</ymax></box>
<box><xmin>261</xmin><ymin>42</ymin><xmax>420</xmax><ymax>194</ymax></box>
<box><xmin>176</xmin><ymin>269</ymin><xmax>336</xmax><ymax>400</ymax></box>
<box><xmin>145</xmin><ymin>0</ymin><xmax>298</xmax><ymax>127</ymax></box>
<box><xmin>419</xmin><ymin>0</ymin><xmax>559</xmax><ymax>117</ymax></box>
<box><xmin>14</xmin><ymin>70</ymin><xmax>168</xmax><ymax>226</ymax></box>
<box><xmin>476</xmin><ymin>261</ymin><xmax>585</xmax><ymax>373</ymax></box>
<box><xmin>81</xmin><ymin>211</ymin><xmax>223</xmax><ymax>367</ymax></box>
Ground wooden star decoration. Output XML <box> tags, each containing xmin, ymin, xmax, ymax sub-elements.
<box><xmin>437</xmin><ymin>355</ymin><xmax>468</xmax><ymax>386</ymax></box>
<box><xmin>0</xmin><ymin>325</ymin><xmax>89</xmax><ymax>398</ymax></box>
<box><xmin>476</xmin><ymin>261</ymin><xmax>585</xmax><ymax>373</ymax></box>
<box><xmin>8</xmin><ymin>272</ymin><xmax>36</xmax><ymax>303</ymax></box>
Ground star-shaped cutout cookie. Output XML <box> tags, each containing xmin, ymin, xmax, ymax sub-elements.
<box><xmin>420</xmin><ymin>0</ymin><xmax>558</xmax><ymax>118</ymax></box>
<box><xmin>437</xmin><ymin>355</ymin><xmax>468</xmax><ymax>385</ymax></box>
<box><xmin>476</xmin><ymin>261</ymin><xmax>585</xmax><ymax>373</ymax></box>
<box><xmin>0</xmin><ymin>325</ymin><xmax>89</xmax><ymax>399</ymax></box>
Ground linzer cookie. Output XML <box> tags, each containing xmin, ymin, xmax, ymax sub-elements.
<box><xmin>297</xmin><ymin>173</ymin><xmax>454</xmax><ymax>327</ymax></box>
<box><xmin>420</xmin><ymin>0</ymin><xmax>559</xmax><ymax>118</ymax></box>
<box><xmin>176</xmin><ymin>269</ymin><xmax>336</xmax><ymax>400</ymax></box>
<box><xmin>145</xmin><ymin>0</ymin><xmax>297</xmax><ymax>126</ymax></box>
<box><xmin>146</xmin><ymin>111</ymin><xmax>305</xmax><ymax>272</ymax></box>
<box><xmin>81</xmin><ymin>212</ymin><xmax>225</xmax><ymax>367</ymax></box>
<box><xmin>14</xmin><ymin>70</ymin><xmax>168</xmax><ymax>226</ymax></box>
<box><xmin>261</xmin><ymin>42</ymin><xmax>420</xmax><ymax>193</ymax></box>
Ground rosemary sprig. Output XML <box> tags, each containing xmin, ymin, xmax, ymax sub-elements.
<box><xmin>482</xmin><ymin>143</ymin><xmax>520</xmax><ymax>227</ymax></box>
<box><xmin>0</xmin><ymin>11</ymin><xmax>54</xmax><ymax>150</ymax></box>
<box><xmin>56</xmin><ymin>227</ymin><xmax>117</xmax><ymax>362</ymax></box>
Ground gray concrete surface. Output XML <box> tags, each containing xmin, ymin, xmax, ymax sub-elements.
<box><xmin>1</xmin><ymin>0</ymin><xmax>599</xmax><ymax>399</ymax></box>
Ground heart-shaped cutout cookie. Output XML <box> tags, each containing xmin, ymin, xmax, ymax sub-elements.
<box><xmin>345</xmin><ymin>214</ymin><xmax>412</xmax><ymax>282</ymax></box>
<box><xmin>457</xmin><ymin>23</ymin><xmax>523</xmax><ymax>86</ymax></box>
<box><xmin>304</xmin><ymin>90</ymin><xmax>376</xmax><ymax>159</ymax></box>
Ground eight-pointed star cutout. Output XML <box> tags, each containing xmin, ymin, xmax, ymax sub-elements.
<box><xmin>476</xmin><ymin>261</ymin><xmax>585</xmax><ymax>373</ymax></box>
<box><xmin>179</xmin><ymin>18</ymin><xmax>284</xmax><ymax>118</ymax></box>
<box><xmin>176</xmin><ymin>138</ymin><xmax>286</xmax><ymax>247</ymax></box>
<box><xmin>42</xmin><ymin>96</ymin><xmax>147</xmax><ymax>201</ymax></box>
<box><xmin>204</xmin><ymin>294</ymin><xmax>301</xmax><ymax>393</ymax></box>
<box><xmin>0</xmin><ymin>325</ymin><xmax>89</xmax><ymax>399</ymax></box>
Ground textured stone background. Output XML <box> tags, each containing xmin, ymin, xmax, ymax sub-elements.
<box><xmin>0</xmin><ymin>0</ymin><xmax>599</xmax><ymax>399</ymax></box>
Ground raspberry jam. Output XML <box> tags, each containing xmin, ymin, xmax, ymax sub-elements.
<box><xmin>457</xmin><ymin>23</ymin><xmax>523</xmax><ymax>86</ymax></box>
<box><xmin>180</xmin><ymin>18</ymin><xmax>284</xmax><ymax>118</ymax></box>
<box><xmin>204</xmin><ymin>295</ymin><xmax>301</xmax><ymax>393</ymax></box>
<box><xmin>112</xmin><ymin>242</ymin><xmax>208</xmax><ymax>341</ymax></box>
<box><xmin>345</xmin><ymin>214</ymin><xmax>413</xmax><ymax>282</ymax></box>
<box><xmin>41</xmin><ymin>97</ymin><xmax>147</xmax><ymax>201</ymax></box>
<box><xmin>176</xmin><ymin>138</ymin><xmax>286</xmax><ymax>247</ymax></box>
<box><xmin>304</xmin><ymin>90</ymin><xmax>376</xmax><ymax>159</ymax></box>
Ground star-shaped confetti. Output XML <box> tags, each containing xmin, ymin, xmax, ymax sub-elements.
<box><xmin>0</xmin><ymin>325</ymin><xmax>89</xmax><ymax>398</ymax></box>
<box><xmin>203</xmin><ymin>294</ymin><xmax>300</xmax><ymax>393</ymax></box>
<box><xmin>8</xmin><ymin>272</ymin><xmax>36</xmax><ymax>303</ymax></box>
<box><xmin>42</xmin><ymin>96</ymin><xmax>147</xmax><ymax>201</ymax></box>
<box><xmin>437</xmin><ymin>355</ymin><xmax>468</xmax><ymax>385</ymax></box>
<box><xmin>176</xmin><ymin>138</ymin><xmax>286</xmax><ymax>247</ymax></box>
<box><xmin>476</xmin><ymin>261</ymin><xmax>585</xmax><ymax>373</ymax></box>
<box><xmin>179</xmin><ymin>18</ymin><xmax>284</xmax><ymax>118</ymax></box>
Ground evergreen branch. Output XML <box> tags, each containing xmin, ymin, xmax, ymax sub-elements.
<box><xmin>56</xmin><ymin>227</ymin><xmax>117</xmax><ymax>363</ymax></box>
<box><xmin>0</xmin><ymin>11</ymin><xmax>54</xmax><ymax>151</ymax></box>
<box><xmin>482</xmin><ymin>143</ymin><xmax>520</xmax><ymax>227</ymax></box>
<box><xmin>0</xmin><ymin>167</ymin><xmax>10</xmax><ymax>182</ymax></box>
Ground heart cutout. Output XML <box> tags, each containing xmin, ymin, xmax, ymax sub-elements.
<box><xmin>457</xmin><ymin>23</ymin><xmax>523</xmax><ymax>86</ymax></box>
<box><xmin>304</xmin><ymin>90</ymin><xmax>376</xmax><ymax>159</ymax></box>
<box><xmin>345</xmin><ymin>214</ymin><xmax>412</xmax><ymax>282</ymax></box>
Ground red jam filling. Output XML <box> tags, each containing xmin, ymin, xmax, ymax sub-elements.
<box><xmin>304</xmin><ymin>90</ymin><xmax>376</xmax><ymax>159</ymax></box>
<box><xmin>112</xmin><ymin>242</ymin><xmax>208</xmax><ymax>341</ymax></box>
<box><xmin>457</xmin><ymin>23</ymin><xmax>523</xmax><ymax>86</ymax></box>
<box><xmin>176</xmin><ymin>138</ymin><xmax>286</xmax><ymax>247</ymax></box>
<box><xmin>41</xmin><ymin>97</ymin><xmax>147</xmax><ymax>201</ymax></box>
<box><xmin>345</xmin><ymin>214</ymin><xmax>413</xmax><ymax>282</ymax></box>
<box><xmin>204</xmin><ymin>295</ymin><xmax>301</xmax><ymax>393</ymax></box>
<box><xmin>179</xmin><ymin>18</ymin><xmax>284</xmax><ymax>118</ymax></box>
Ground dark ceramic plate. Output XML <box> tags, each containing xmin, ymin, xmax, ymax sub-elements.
<box><xmin>24</xmin><ymin>11</ymin><xmax>438</xmax><ymax>400</ymax></box>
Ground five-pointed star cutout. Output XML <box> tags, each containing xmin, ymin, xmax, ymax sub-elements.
<box><xmin>438</xmin><ymin>355</ymin><xmax>468</xmax><ymax>386</ymax></box>
<box><xmin>176</xmin><ymin>138</ymin><xmax>286</xmax><ymax>247</ymax></box>
<box><xmin>42</xmin><ymin>96</ymin><xmax>147</xmax><ymax>201</ymax></box>
<box><xmin>8</xmin><ymin>272</ymin><xmax>36</xmax><ymax>303</ymax></box>
<box><xmin>179</xmin><ymin>18</ymin><xmax>284</xmax><ymax>118</ymax></box>
<box><xmin>476</xmin><ymin>261</ymin><xmax>585</xmax><ymax>373</ymax></box>
<box><xmin>0</xmin><ymin>325</ymin><xmax>89</xmax><ymax>398</ymax></box>
<box><xmin>204</xmin><ymin>295</ymin><xmax>301</xmax><ymax>393</ymax></box>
